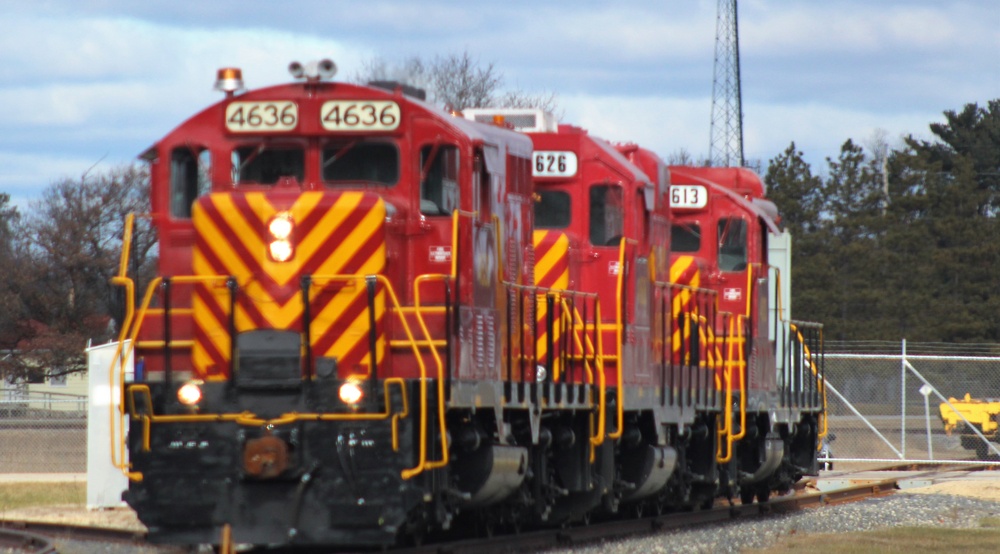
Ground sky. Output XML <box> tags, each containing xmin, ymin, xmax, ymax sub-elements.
<box><xmin>2</xmin><ymin>0</ymin><xmax>997</xmax><ymax>209</ymax></box>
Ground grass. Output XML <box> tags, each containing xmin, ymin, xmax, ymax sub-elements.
<box><xmin>0</xmin><ymin>482</ymin><xmax>85</xmax><ymax>511</ymax></box>
<box><xmin>749</xmin><ymin>518</ymin><xmax>1000</xmax><ymax>553</ymax></box>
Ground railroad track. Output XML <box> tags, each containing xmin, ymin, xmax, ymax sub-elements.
<box><xmin>0</xmin><ymin>465</ymin><xmax>988</xmax><ymax>553</ymax></box>
<box><xmin>392</xmin><ymin>480</ymin><xmax>900</xmax><ymax>554</ymax></box>
<box><xmin>0</xmin><ymin>520</ymin><xmax>150</xmax><ymax>554</ymax></box>
<box><xmin>0</xmin><ymin>527</ymin><xmax>55</xmax><ymax>554</ymax></box>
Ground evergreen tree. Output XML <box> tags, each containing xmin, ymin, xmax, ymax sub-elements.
<box><xmin>764</xmin><ymin>142</ymin><xmax>824</xmax><ymax>236</ymax></box>
<box><xmin>764</xmin><ymin>143</ymin><xmax>834</xmax><ymax>328</ymax></box>
<box><xmin>891</xmin><ymin>100</ymin><xmax>1000</xmax><ymax>341</ymax></box>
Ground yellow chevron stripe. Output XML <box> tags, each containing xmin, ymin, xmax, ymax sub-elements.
<box><xmin>314</xmin><ymin>197</ymin><xmax>384</xmax><ymax>275</ymax></box>
<box><xmin>327</xmin><ymin>300</ymin><xmax>386</xmax><ymax>367</ymax></box>
<box><xmin>192</xmin><ymin>291</ymin><xmax>230</xmax><ymax>374</ymax></box>
<box><xmin>256</xmin><ymin>191</ymin><xmax>325</xmax><ymax>285</ymax></box>
<box><xmin>192</xmin><ymin>198</ymin><xmax>254</xmax><ymax>279</ymax></box>
<box><xmin>534</xmin><ymin>232</ymin><xmax>570</xmax><ymax>290</ymax></box>
<box><xmin>192</xmin><ymin>191</ymin><xmax>387</xmax><ymax>377</ymax></box>
<box><xmin>311</xmin><ymin>286</ymin><xmax>362</xmax><ymax>332</ymax></box>
<box><xmin>215</xmin><ymin>194</ymin><xmax>268</xmax><ymax>267</ymax></box>
<box><xmin>670</xmin><ymin>255</ymin><xmax>700</xmax><ymax>288</ymax></box>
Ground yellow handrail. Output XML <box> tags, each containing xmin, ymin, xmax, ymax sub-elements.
<box><xmin>108</xmin><ymin>212</ymin><xmax>142</xmax><ymax>475</ymax></box>
<box><xmin>110</xmin><ymin>274</ymin><xmax>245</xmax><ymax>475</ymax></box>
<box><xmin>124</xmin><ymin>378</ymin><xmax>409</xmax><ymax>481</ymax></box>
<box><xmin>556</xmin><ymin>294</ymin><xmax>599</xmax><ymax>386</ymax></box>
<box><xmin>717</xmin><ymin>314</ymin><xmax>747</xmax><ymax>463</ymax></box>
<box><xmin>588</xmin><ymin>301</ymin><xmax>607</xmax><ymax>447</ymax></box>
<box><xmin>789</xmin><ymin>323</ymin><xmax>828</xmax><ymax>445</ymax></box>
<box><xmin>609</xmin><ymin>238</ymin><xmax>636</xmax><ymax>440</ymax></box>
<box><xmin>113</xmin><ymin>271</ymin><xmax>437</xmax><ymax>481</ymax></box>
<box><xmin>412</xmin><ymin>273</ymin><xmax>451</xmax><ymax>472</ymax></box>
<box><xmin>308</xmin><ymin>274</ymin><xmax>437</xmax><ymax>480</ymax></box>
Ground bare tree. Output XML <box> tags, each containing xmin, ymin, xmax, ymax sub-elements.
<box><xmin>430</xmin><ymin>51</ymin><xmax>501</xmax><ymax>110</ymax></box>
<box><xmin>5</xmin><ymin>163</ymin><xmax>156</xmax><ymax>380</ymax></box>
<box><xmin>353</xmin><ymin>50</ymin><xmax>559</xmax><ymax>113</ymax></box>
<box><xmin>864</xmin><ymin>127</ymin><xmax>891</xmax><ymax>165</ymax></box>
<box><xmin>496</xmin><ymin>88</ymin><xmax>560</xmax><ymax>117</ymax></box>
<box><xmin>666</xmin><ymin>148</ymin><xmax>711</xmax><ymax>167</ymax></box>
<box><xmin>0</xmin><ymin>193</ymin><xmax>30</xmax><ymax>381</ymax></box>
<box><xmin>355</xmin><ymin>55</ymin><xmax>432</xmax><ymax>93</ymax></box>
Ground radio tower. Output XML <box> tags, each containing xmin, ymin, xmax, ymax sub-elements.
<box><xmin>709</xmin><ymin>0</ymin><xmax>744</xmax><ymax>167</ymax></box>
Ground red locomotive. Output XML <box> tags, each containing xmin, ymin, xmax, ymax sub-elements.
<box><xmin>109</xmin><ymin>63</ymin><xmax>825</xmax><ymax>550</ymax></box>
<box><xmin>666</xmin><ymin>165</ymin><xmax>827</xmax><ymax>503</ymax></box>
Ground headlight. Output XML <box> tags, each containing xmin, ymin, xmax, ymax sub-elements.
<box><xmin>269</xmin><ymin>214</ymin><xmax>293</xmax><ymax>240</ymax></box>
<box><xmin>177</xmin><ymin>381</ymin><xmax>203</xmax><ymax>406</ymax></box>
<box><xmin>269</xmin><ymin>240</ymin><xmax>294</xmax><ymax>262</ymax></box>
<box><xmin>339</xmin><ymin>381</ymin><xmax>364</xmax><ymax>405</ymax></box>
<box><xmin>267</xmin><ymin>213</ymin><xmax>295</xmax><ymax>262</ymax></box>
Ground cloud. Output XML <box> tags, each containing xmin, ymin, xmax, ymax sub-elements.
<box><xmin>1</xmin><ymin>0</ymin><xmax>996</xmax><ymax>203</ymax></box>
<box><xmin>0</xmin><ymin>13</ymin><xmax>370</xmax><ymax>196</ymax></box>
<box><xmin>0</xmin><ymin>151</ymin><xmax>113</xmax><ymax>210</ymax></box>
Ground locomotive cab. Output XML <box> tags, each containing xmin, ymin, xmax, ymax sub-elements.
<box><xmin>667</xmin><ymin>167</ymin><xmax>775</xmax><ymax>327</ymax></box>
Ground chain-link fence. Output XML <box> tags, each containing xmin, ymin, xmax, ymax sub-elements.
<box><xmin>823</xmin><ymin>340</ymin><xmax>1000</xmax><ymax>468</ymax></box>
<box><xmin>0</xmin><ymin>393</ymin><xmax>88</xmax><ymax>473</ymax></box>
<box><xmin>2</xmin><ymin>340</ymin><xmax>999</xmax><ymax>474</ymax></box>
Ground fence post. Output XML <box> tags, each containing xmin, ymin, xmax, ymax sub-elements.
<box><xmin>919</xmin><ymin>383</ymin><xmax>934</xmax><ymax>460</ymax></box>
<box><xmin>901</xmin><ymin>338</ymin><xmax>907</xmax><ymax>458</ymax></box>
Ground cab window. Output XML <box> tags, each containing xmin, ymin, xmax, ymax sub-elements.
<box><xmin>534</xmin><ymin>190</ymin><xmax>570</xmax><ymax>228</ymax></box>
<box><xmin>419</xmin><ymin>144</ymin><xmax>458</xmax><ymax>215</ymax></box>
<box><xmin>323</xmin><ymin>141</ymin><xmax>398</xmax><ymax>185</ymax></box>
<box><xmin>232</xmin><ymin>145</ymin><xmax>303</xmax><ymax>185</ymax></box>
<box><xmin>717</xmin><ymin>217</ymin><xmax>748</xmax><ymax>271</ymax></box>
<box><xmin>671</xmin><ymin>223</ymin><xmax>700</xmax><ymax>252</ymax></box>
<box><xmin>170</xmin><ymin>146</ymin><xmax>211</xmax><ymax>218</ymax></box>
<box><xmin>590</xmin><ymin>185</ymin><xmax>623</xmax><ymax>246</ymax></box>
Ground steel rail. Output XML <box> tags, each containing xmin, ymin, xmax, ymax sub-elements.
<box><xmin>0</xmin><ymin>520</ymin><xmax>144</xmax><ymax>551</ymax></box>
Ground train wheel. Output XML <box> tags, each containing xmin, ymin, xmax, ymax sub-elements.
<box><xmin>755</xmin><ymin>486</ymin><xmax>770</xmax><ymax>504</ymax></box>
<box><xmin>740</xmin><ymin>488</ymin><xmax>755</xmax><ymax>505</ymax></box>
<box><xmin>976</xmin><ymin>444</ymin><xmax>989</xmax><ymax>460</ymax></box>
<box><xmin>475</xmin><ymin>512</ymin><xmax>496</xmax><ymax>538</ymax></box>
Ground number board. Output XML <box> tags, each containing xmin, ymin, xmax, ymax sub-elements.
<box><xmin>321</xmin><ymin>100</ymin><xmax>400</xmax><ymax>131</ymax></box>
<box><xmin>669</xmin><ymin>185</ymin><xmax>708</xmax><ymax>209</ymax></box>
<box><xmin>532</xmin><ymin>151</ymin><xmax>577</xmax><ymax>177</ymax></box>
<box><xmin>225</xmin><ymin>101</ymin><xmax>298</xmax><ymax>132</ymax></box>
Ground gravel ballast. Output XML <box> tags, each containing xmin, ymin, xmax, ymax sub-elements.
<box><xmin>549</xmin><ymin>492</ymin><xmax>1000</xmax><ymax>553</ymax></box>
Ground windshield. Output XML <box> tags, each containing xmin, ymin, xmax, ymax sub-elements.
<box><xmin>535</xmin><ymin>190</ymin><xmax>570</xmax><ymax>228</ymax></box>
<box><xmin>322</xmin><ymin>141</ymin><xmax>399</xmax><ymax>185</ymax></box>
<box><xmin>671</xmin><ymin>223</ymin><xmax>701</xmax><ymax>252</ymax></box>
<box><xmin>232</xmin><ymin>145</ymin><xmax>303</xmax><ymax>185</ymax></box>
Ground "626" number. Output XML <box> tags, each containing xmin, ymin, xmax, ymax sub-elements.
<box><xmin>532</xmin><ymin>151</ymin><xmax>578</xmax><ymax>177</ymax></box>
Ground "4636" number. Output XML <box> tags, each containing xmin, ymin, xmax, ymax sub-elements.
<box><xmin>321</xmin><ymin>101</ymin><xmax>400</xmax><ymax>131</ymax></box>
<box><xmin>225</xmin><ymin>101</ymin><xmax>297</xmax><ymax>132</ymax></box>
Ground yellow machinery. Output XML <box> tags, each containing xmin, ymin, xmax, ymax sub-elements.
<box><xmin>940</xmin><ymin>394</ymin><xmax>1000</xmax><ymax>455</ymax></box>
